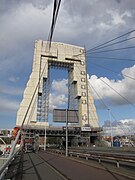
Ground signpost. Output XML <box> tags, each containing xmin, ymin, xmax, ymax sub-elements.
<box><xmin>53</xmin><ymin>109</ymin><xmax>79</xmax><ymax>123</ymax></box>
<box><xmin>53</xmin><ymin>109</ymin><xmax>79</xmax><ymax>156</ymax></box>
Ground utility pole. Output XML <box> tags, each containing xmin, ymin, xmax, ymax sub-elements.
<box><xmin>66</xmin><ymin>109</ymin><xmax>68</xmax><ymax>157</ymax></box>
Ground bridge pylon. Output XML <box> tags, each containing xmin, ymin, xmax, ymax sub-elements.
<box><xmin>16</xmin><ymin>40</ymin><xmax>98</xmax><ymax>129</ymax></box>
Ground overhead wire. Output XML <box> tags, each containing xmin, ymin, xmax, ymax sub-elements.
<box><xmin>89</xmin><ymin>78</ymin><xmax>134</xmax><ymax>135</ymax></box>
<box><xmin>86</xmin><ymin>29</ymin><xmax>135</xmax><ymax>52</ymax></box>
<box><xmin>86</xmin><ymin>56</ymin><xmax>135</xmax><ymax>62</ymax></box>
<box><xmin>85</xmin><ymin>30</ymin><xmax>135</xmax><ymax>134</ymax></box>
<box><xmin>77</xmin><ymin>29</ymin><xmax>135</xmax><ymax>134</ymax></box>
<box><xmin>48</xmin><ymin>0</ymin><xmax>61</xmax><ymax>49</ymax></box>
<box><xmin>73</xmin><ymin>47</ymin><xmax>135</xmax><ymax>129</ymax></box>
<box><xmin>73</xmin><ymin>29</ymin><xmax>135</xmax><ymax>57</ymax></box>
<box><xmin>20</xmin><ymin>0</ymin><xmax>62</xmax><ymax>129</ymax></box>
<box><xmin>86</xmin><ymin>36</ymin><xmax>135</xmax><ymax>52</ymax></box>
<box><xmin>86</xmin><ymin>45</ymin><xmax>135</xmax><ymax>54</ymax></box>
<box><xmin>90</xmin><ymin>62</ymin><xmax>135</xmax><ymax>81</ymax></box>
<box><xmin>48</xmin><ymin>0</ymin><xmax>57</xmax><ymax>42</ymax></box>
<box><xmin>73</xmin><ymin>40</ymin><xmax>135</xmax><ymax>135</ymax></box>
<box><xmin>85</xmin><ymin>30</ymin><xmax>135</xmax><ymax>135</ymax></box>
<box><xmin>99</xmin><ymin>78</ymin><xmax>135</xmax><ymax>108</ymax></box>
<box><xmin>89</xmin><ymin>82</ymin><xmax>108</xmax><ymax>110</ymax></box>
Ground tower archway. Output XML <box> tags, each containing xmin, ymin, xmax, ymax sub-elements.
<box><xmin>16</xmin><ymin>40</ymin><xmax>98</xmax><ymax>129</ymax></box>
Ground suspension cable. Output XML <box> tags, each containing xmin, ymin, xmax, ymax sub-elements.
<box><xmin>89</xmin><ymin>81</ymin><xmax>133</xmax><ymax>135</ymax></box>
<box><xmin>87</xmin><ymin>56</ymin><xmax>135</xmax><ymax>62</ymax></box>
<box><xmin>87</xmin><ymin>46</ymin><xmax>135</xmax><ymax>54</ymax></box>
<box><xmin>99</xmin><ymin>78</ymin><xmax>135</xmax><ymax>108</ymax></box>
<box><xmin>86</xmin><ymin>29</ymin><xmax>135</xmax><ymax>52</ymax></box>
<box><xmin>87</xmin><ymin>36</ymin><xmax>135</xmax><ymax>53</ymax></box>
<box><xmin>20</xmin><ymin>0</ymin><xmax>62</xmax><ymax>128</ymax></box>
<box><xmin>90</xmin><ymin>62</ymin><xmax>135</xmax><ymax>81</ymax></box>
<box><xmin>48</xmin><ymin>0</ymin><xmax>61</xmax><ymax>48</ymax></box>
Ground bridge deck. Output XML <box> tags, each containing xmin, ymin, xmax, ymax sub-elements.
<box><xmin>5</xmin><ymin>151</ymin><xmax>131</xmax><ymax>180</ymax></box>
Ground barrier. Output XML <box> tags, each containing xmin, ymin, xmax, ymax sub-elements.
<box><xmin>0</xmin><ymin>130</ymin><xmax>22</xmax><ymax>179</ymax></box>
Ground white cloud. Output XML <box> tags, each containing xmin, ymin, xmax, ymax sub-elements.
<box><xmin>49</xmin><ymin>94</ymin><xmax>67</xmax><ymax>111</ymax></box>
<box><xmin>49</xmin><ymin>79</ymin><xmax>68</xmax><ymax>111</ymax></box>
<box><xmin>107</xmin><ymin>10</ymin><xmax>131</xmax><ymax>25</ymax></box>
<box><xmin>120</xmin><ymin>119</ymin><xmax>135</xmax><ymax>126</ymax></box>
<box><xmin>89</xmin><ymin>64</ymin><xmax>135</xmax><ymax>106</ymax></box>
<box><xmin>103</xmin><ymin>119</ymin><xmax>135</xmax><ymax>136</ymax></box>
<box><xmin>52</xmin><ymin>79</ymin><xmax>68</xmax><ymax>95</ymax></box>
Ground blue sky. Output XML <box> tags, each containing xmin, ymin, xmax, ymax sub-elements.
<box><xmin>0</xmin><ymin>0</ymin><xmax>135</xmax><ymax>133</ymax></box>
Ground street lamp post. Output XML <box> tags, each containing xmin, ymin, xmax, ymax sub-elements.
<box><xmin>44</xmin><ymin>121</ymin><xmax>47</xmax><ymax>151</ymax></box>
<box><xmin>66</xmin><ymin>109</ymin><xmax>68</xmax><ymax>157</ymax></box>
<box><xmin>108</xmin><ymin>109</ymin><xmax>113</xmax><ymax>147</ymax></box>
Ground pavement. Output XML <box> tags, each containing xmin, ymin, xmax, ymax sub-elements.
<box><xmin>5</xmin><ymin>151</ymin><xmax>133</xmax><ymax>180</ymax></box>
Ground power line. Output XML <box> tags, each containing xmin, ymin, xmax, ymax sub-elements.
<box><xmin>21</xmin><ymin>0</ymin><xmax>62</xmax><ymax>128</ymax></box>
<box><xmin>89</xmin><ymin>81</ymin><xmax>133</xmax><ymax>135</ymax></box>
<box><xmin>89</xmin><ymin>82</ymin><xmax>108</xmax><ymax>109</ymax></box>
<box><xmin>87</xmin><ymin>46</ymin><xmax>135</xmax><ymax>54</ymax></box>
<box><xmin>86</xmin><ymin>29</ymin><xmax>135</xmax><ymax>52</ymax></box>
<box><xmin>87</xmin><ymin>56</ymin><xmax>135</xmax><ymax>62</ymax></box>
<box><xmin>48</xmin><ymin>0</ymin><xmax>61</xmax><ymax>48</ymax></box>
<box><xmin>90</xmin><ymin>62</ymin><xmax>135</xmax><ymax>81</ymax></box>
<box><xmin>87</xmin><ymin>36</ymin><xmax>135</xmax><ymax>52</ymax></box>
<box><xmin>73</xmin><ymin>29</ymin><xmax>135</xmax><ymax>58</ymax></box>
<box><xmin>99</xmin><ymin>78</ymin><xmax>135</xmax><ymax>108</ymax></box>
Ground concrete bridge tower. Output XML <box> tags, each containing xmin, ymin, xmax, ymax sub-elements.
<box><xmin>16</xmin><ymin>40</ymin><xmax>98</xmax><ymax>129</ymax></box>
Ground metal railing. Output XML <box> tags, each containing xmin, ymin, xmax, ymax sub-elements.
<box><xmin>0</xmin><ymin>130</ymin><xmax>22</xmax><ymax>179</ymax></box>
<box><xmin>47</xmin><ymin>148</ymin><xmax>135</xmax><ymax>168</ymax></box>
<box><xmin>68</xmin><ymin>151</ymin><xmax>135</xmax><ymax>168</ymax></box>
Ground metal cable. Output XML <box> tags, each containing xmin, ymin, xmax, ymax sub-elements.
<box><xmin>86</xmin><ymin>29</ymin><xmax>135</xmax><ymax>52</ymax></box>
<box><xmin>90</xmin><ymin>62</ymin><xmax>135</xmax><ymax>81</ymax></box>
<box><xmin>99</xmin><ymin>78</ymin><xmax>135</xmax><ymax>108</ymax></box>
<box><xmin>87</xmin><ymin>46</ymin><xmax>135</xmax><ymax>54</ymax></box>
<box><xmin>87</xmin><ymin>56</ymin><xmax>135</xmax><ymax>62</ymax></box>
<box><xmin>86</xmin><ymin>36</ymin><xmax>135</xmax><ymax>52</ymax></box>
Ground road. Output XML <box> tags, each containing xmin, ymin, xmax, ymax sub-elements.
<box><xmin>5</xmin><ymin>151</ymin><xmax>132</xmax><ymax>180</ymax></box>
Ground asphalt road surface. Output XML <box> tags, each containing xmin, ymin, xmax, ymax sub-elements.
<box><xmin>5</xmin><ymin>151</ymin><xmax>132</xmax><ymax>180</ymax></box>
